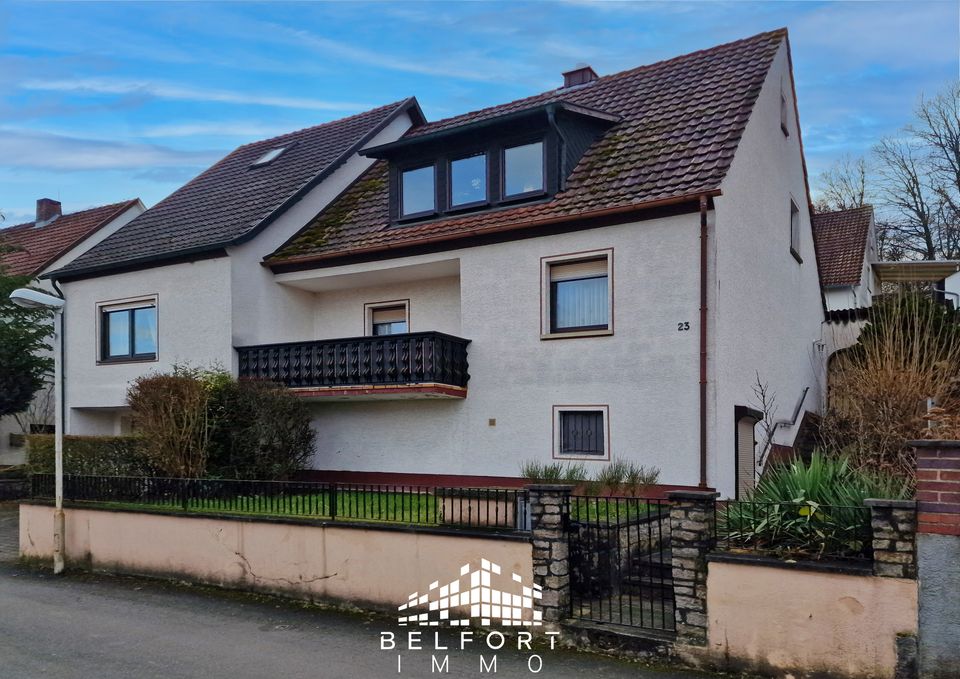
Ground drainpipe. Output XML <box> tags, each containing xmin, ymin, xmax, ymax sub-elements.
<box><xmin>546</xmin><ymin>104</ymin><xmax>569</xmax><ymax>190</ymax></box>
<box><xmin>698</xmin><ymin>195</ymin><xmax>709</xmax><ymax>488</ymax></box>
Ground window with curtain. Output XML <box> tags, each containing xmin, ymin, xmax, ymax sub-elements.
<box><xmin>549</xmin><ymin>257</ymin><xmax>609</xmax><ymax>332</ymax></box>
<box><xmin>370</xmin><ymin>305</ymin><xmax>408</xmax><ymax>336</ymax></box>
<box><xmin>100</xmin><ymin>302</ymin><xmax>157</xmax><ymax>361</ymax></box>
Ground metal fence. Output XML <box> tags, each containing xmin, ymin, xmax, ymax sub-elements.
<box><xmin>31</xmin><ymin>474</ymin><xmax>529</xmax><ymax>532</ymax></box>
<box><xmin>715</xmin><ymin>499</ymin><xmax>873</xmax><ymax>562</ymax></box>
<box><xmin>568</xmin><ymin>495</ymin><xmax>675</xmax><ymax>632</ymax></box>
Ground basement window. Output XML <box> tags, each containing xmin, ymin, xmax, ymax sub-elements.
<box><xmin>553</xmin><ymin>406</ymin><xmax>609</xmax><ymax>459</ymax></box>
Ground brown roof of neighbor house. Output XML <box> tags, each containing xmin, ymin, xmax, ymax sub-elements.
<box><xmin>48</xmin><ymin>99</ymin><xmax>423</xmax><ymax>280</ymax></box>
<box><xmin>811</xmin><ymin>205</ymin><xmax>873</xmax><ymax>287</ymax></box>
<box><xmin>269</xmin><ymin>28</ymin><xmax>788</xmax><ymax>267</ymax></box>
<box><xmin>0</xmin><ymin>200</ymin><xmax>140</xmax><ymax>278</ymax></box>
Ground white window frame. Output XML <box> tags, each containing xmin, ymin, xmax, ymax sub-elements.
<box><xmin>540</xmin><ymin>248</ymin><xmax>614</xmax><ymax>339</ymax></box>
<box><xmin>95</xmin><ymin>295</ymin><xmax>159</xmax><ymax>364</ymax></box>
<box><xmin>552</xmin><ymin>405</ymin><xmax>610</xmax><ymax>460</ymax></box>
<box><xmin>364</xmin><ymin>299</ymin><xmax>410</xmax><ymax>336</ymax></box>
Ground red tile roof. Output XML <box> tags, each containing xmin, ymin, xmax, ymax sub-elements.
<box><xmin>50</xmin><ymin>99</ymin><xmax>421</xmax><ymax>279</ymax></box>
<box><xmin>269</xmin><ymin>29</ymin><xmax>787</xmax><ymax>267</ymax></box>
<box><xmin>811</xmin><ymin>206</ymin><xmax>873</xmax><ymax>287</ymax></box>
<box><xmin>0</xmin><ymin>200</ymin><xmax>140</xmax><ymax>278</ymax></box>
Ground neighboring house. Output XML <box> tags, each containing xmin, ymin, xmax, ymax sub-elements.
<box><xmin>0</xmin><ymin>198</ymin><xmax>145</xmax><ymax>464</ymax></box>
<box><xmin>812</xmin><ymin>206</ymin><xmax>878</xmax><ymax>313</ymax></box>
<box><xmin>47</xmin><ymin>29</ymin><xmax>828</xmax><ymax>498</ymax></box>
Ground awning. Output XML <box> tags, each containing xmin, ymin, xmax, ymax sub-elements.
<box><xmin>872</xmin><ymin>261</ymin><xmax>960</xmax><ymax>283</ymax></box>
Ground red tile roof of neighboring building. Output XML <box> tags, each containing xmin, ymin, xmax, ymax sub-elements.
<box><xmin>0</xmin><ymin>200</ymin><xmax>140</xmax><ymax>278</ymax></box>
<box><xmin>49</xmin><ymin>99</ymin><xmax>422</xmax><ymax>280</ymax></box>
<box><xmin>811</xmin><ymin>206</ymin><xmax>873</xmax><ymax>287</ymax></box>
<box><xmin>269</xmin><ymin>29</ymin><xmax>787</xmax><ymax>267</ymax></box>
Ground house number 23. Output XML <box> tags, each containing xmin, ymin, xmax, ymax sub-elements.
<box><xmin>677</xmin><ymin>322</ymin><xmax>691</xmax><ymax>331</ymax></box>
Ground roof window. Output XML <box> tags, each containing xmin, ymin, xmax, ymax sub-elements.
<box><xmin>251</xmin><ymin>147</ymin><xmax>287</xmax><ymax>167</ymax></box>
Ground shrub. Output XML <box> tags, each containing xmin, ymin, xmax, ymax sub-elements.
<box><xmin>127</xmin><ymin>373</ymin><xmax>212</xmax><ymax>477</ymax></box>
<box><xmin>519</xmin><ymin>458</ymin><xmax>659</xmax><ymax>496</ymax></box>
<box><xmin>206</xmin><ymin>379</ymin><xmax>315</xmax><ymax>480</ymax></box>
<box><xmin>720</xmin><ymin>452</ymin><xmax>908</xmax><ymax>560</ymax></box>
<box><xmin>27</xmin><ymin>435</ymin><xmax>156</xmax><ymax>476</ymax></box>
<box><xmin>821</xmin><ymin>292</ymin><xmax>960</xmax><ymax>487</ymax></box>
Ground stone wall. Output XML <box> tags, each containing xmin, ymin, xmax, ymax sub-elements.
<box><xmin>866</xmin><ymin>498</ymin><xmax>917</xmax><ymax>579</ymax></box>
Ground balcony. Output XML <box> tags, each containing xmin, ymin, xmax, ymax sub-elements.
<box><xmin>236</xmin><ymin>331</ymin><xmax>470</xmax><ymax>400</ymax></box>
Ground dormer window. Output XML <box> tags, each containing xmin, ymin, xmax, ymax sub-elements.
<box><xmin>503</xmin><ymin>142</ymin><xmax>544</xmax><ymax>198</ymax></box>
<box><xmin>401</xmin><ymin>164</ymin><xmax>436</xmax><ymax>218</ymax></box>
<box><xmin>450</xmin><ymin>153</ymin><xmax>487</xmax><ymax>207</ymax></box>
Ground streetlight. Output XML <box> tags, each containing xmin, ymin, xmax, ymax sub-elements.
<box><xmin>9</xmin><ymin>288</ymin><xmax>66</xmax><ymax>574</ymax></box>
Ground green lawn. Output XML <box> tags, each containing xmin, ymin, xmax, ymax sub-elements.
<box><xmin>569</xmin><ymin>497</ymin><xmax>666</xmax><ymax>524</ymax></box>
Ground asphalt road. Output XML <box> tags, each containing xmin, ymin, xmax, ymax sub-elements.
<box><xmin>0</xmin><ymin>561</ymin><xmax>722</xmax><ymax>679</ymax></box>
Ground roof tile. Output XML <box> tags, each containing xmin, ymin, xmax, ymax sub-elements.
<box><xmin>271</xmin><ymin>29</ymin><xmax>786</xmax><ymax>265</ymax></box>
<box><xmin>811</xmin><ymin>206</ymin><xmax>873</xmax><ymax>287</ymax></box>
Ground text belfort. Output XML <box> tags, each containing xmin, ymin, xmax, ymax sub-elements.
<box><xmin>380</xmin><ymin>630</ymin><xmax>560</xmax><ymax>674</ymax></box>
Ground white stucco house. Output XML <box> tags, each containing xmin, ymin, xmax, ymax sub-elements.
<box><xmin>0</xmin><ymin>197</ymin><xmax>144</xmax><ymax>464</ymax></box>
<box><xmin>47</xmin><ymin>29</ymin><xmax>841</xmax><ymax>498</ymax></box>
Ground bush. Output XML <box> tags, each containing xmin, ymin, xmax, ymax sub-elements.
<box><xmin>127</xmin><ymin>373</ymin><xmax>212</xmax><ymax>477</ymax></box>
<box><xmin>205</xmin><ymin>380</ymin><xmax>316</xmax><ymax>480</ymax></box>
<box><xmin>721</xmin><ymin>452</ymin><xmax>908</xmax><ymax>560</ymax></box>
<box><xmin>27</xmin><ymin>435</ymin><xmax>156</xmax><ymax>476</ymax></box>
<box><xmin>821</xmin><ymin>292</ymin><xmax>960</xmax><ymax>487</ymax></box>
<box><xmin>519</xmin><ymin>457</ymin><xmax>659</xmax><ymax>496</ymax></box>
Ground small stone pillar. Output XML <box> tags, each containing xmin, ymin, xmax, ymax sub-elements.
<box><xmin>667</xmin><ymin>490</ymin><xmax>719</xmax><ymax>647</ymax></box>
<box><xmin>865</xmin><ymin>498</ymin><xmax>917</xmax><ymax>578</ymax></box>
<box><xmin>527</xmin><ymin>484</ymin><xmax>573</xmax><ymax>629</ymax></box>
<box><xmin>911</xmin><ymin>440</ymin><xmax>960</xmax><ymax>679</ymax></box>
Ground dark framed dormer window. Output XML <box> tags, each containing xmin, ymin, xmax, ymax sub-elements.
<box><xmin>400</xmin><ymin>164</ymin><xmax>436</xmax><ymax>219</ymax></box>
<box><xmin>99</xmin><ymin>299</ymin><xmax>158</xmax><ymax>363</ymax></box>
<box><xmin>449</xmin><ymin>152</ymin><xmax>488</xmax><ymax>208</ymax></box>
<box><xmin>503</xmin><ymin>141</ymin><xmax>545</xmax><ymax>199</ymax></box>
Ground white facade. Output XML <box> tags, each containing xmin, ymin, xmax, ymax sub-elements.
<box><xmin>59</xmin><ymin>38</ymin><xmax>835</xmax><ymax>497</ymax></box>
<box><xmin>0</xmin><ymin>201</ymin><xmax>144</xmax><ymax>464</ymax></box>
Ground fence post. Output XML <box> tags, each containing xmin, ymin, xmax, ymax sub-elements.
<box><xmin>667</xmin><ymin>490</ymin><xmax>719</xmax><ymax>647</ymax></box>
<box><xmin>864</xmin><ymin>498</ymin><xmax>917</xmax><ymax>579</ymax></box>
<box><xmin>527</xmin><ymin>484</ymin><xmax>573</xmax><ymax>630</ymax></box>
<box><xmin>911</xmin><ymin>440</ymin><xmax>960</xmax><ymax>679</ymax></box>
<box><xmin>328</xmin><ymin>482</ymin><xmax>337</xmax><ymax>521</ymax></box>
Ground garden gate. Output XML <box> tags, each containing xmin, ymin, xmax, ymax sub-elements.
<box><xmin>568</xmin><ymin>495</ymin><xmax>675</xmax><ymax>632</ymax></box>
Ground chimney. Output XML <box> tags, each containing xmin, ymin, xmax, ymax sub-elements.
<box><xmin>562</xmin><ymin>64</ymin><xmax>598</xmax><ymax>88</ymax></box>
<box><xmin>36</xmin><ymin>198</ymin><xmax>62</xmax><ymax>226</ymax></box>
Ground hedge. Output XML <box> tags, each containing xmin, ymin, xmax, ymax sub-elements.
<box><xmin>27</xmin><ymin>435</ymin><xmax>157</xmax><ymax>476</ymax></box>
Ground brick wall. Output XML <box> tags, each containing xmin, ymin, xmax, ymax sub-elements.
<box><xmin>915</xmin><ymin>441</ymin><xmax>960</xmax><ymax>536</ymax></box>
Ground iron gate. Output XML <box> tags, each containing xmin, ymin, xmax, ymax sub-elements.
<box><xmin>568</xmin><ymin>495</ymin><xmax>675</xmax><ymax>632</ymax></box>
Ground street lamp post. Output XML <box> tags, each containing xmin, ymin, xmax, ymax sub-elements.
<box><xmin>9</xmin><ymin>288</ymin><xmax>66</xmax><ymax>574</ymax></box>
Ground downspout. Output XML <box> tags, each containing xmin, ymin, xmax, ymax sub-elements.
<box><xmin>698</xmin><ymin>195</ymin><xmax>709</xmax><ymax>488</ymax></box>
<box><xmin>52</xmin><ymin>279</ymin><xmax>66</xmax><ymax>438</ymax></box>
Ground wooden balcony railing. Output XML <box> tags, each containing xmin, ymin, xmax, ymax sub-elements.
<box><xmin>235</xmin><ymin>331</ymin><xmax>470</xmax><ymax>391</ymax></box>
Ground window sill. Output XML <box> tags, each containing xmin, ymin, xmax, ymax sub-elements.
<box><xmin>541</xmin><ymin>328</ymin><xmax>613</xmax><ymax>341</ymax></box>
<box><xmin>97</xmin><ymin>356</ymin><xmax>158</xmax><ymax>366</ymax></box>
<box><xmin>552</xmin><ymin>452</ymin><xmax>610</xmax><ymax>461</ymax></box>
<box><xmin>790</xmin><ymin>247</ymin><xmax>803</xmax><ymax>264</ymax></box>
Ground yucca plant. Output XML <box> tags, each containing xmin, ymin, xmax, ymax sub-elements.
<box><xmin>721</xmin><ymin>452</ymin><xmax>907</xmax><ymax>560</ymax></box>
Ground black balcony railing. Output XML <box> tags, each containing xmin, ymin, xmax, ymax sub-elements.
<box><xmin>236</xmin><ymin>331</ymin><xmax>470</xmax><ymax>390</ymax></box>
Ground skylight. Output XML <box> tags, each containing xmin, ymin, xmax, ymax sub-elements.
<box><xmin>251</xmin><ymin>147</ymin><xmax>286</xmax><ymax>167</ymax></box>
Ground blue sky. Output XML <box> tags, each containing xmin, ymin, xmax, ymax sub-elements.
<box><xmin>1</xmin><ymin>0</ymin><xmax>957</xmax><ymax>227</ymax></box>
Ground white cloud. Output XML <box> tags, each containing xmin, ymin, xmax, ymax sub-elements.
<box><xmin>137</xmin><ymin>121</ymin><xmax>300</xmax><ymax>139</ymax></box>
<box><xmin>0</xmin><ymin>128</ymin><xmax>220</xmax><ymax>171</ymax></box>
<box><xmin>19</xmin><ymin>78</ymin><xmax>370</xmax><ymax>112</ymax></box>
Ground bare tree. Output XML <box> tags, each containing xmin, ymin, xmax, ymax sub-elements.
<box><xmin>814</xmin><ymin>155</ymin><xmax>869</xmax><ymax>213</ymax></box>
<box><xmin>873</xmin><ymin>136</ymin><xmax>941</xmax><ymax>260</ymax></box>
<box><xmin>911</xmin><ymin>83</ymin><xmax>960</xmax><ymax>259</ymax></box>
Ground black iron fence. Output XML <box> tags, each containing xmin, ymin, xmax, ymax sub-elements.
<box><xmin>30</xmin><ymin>474</ymin><xmax>527</xmax><ymax>531</ymax></box>
<box><xmin>235</xmin><ymin>331</ymin><xmax>471</xmax><ymax>389</ymax></box>
<box><xmin>568</xmin><ymin>495</ymin><xmax>675</xmax><ymax>632</ymax></box>
<box><xmin>715</xmin><ymin>499</ymin><xmax>873</xmax><ymax>562</ymax></box>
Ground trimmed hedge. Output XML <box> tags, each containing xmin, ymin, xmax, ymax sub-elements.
<box><xmin>27</xmin><ymin>435</ymin><xmax>157</xmax><ymax>476</ymax></box>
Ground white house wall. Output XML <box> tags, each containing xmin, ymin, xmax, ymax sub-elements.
<box><xmin>227</xmin><ymin>111</ymin><xmax>415</xmax><ymax>353</ymax></box>
<box><xmin>307</xmin><ymin>212</ymin><xmax>703</xmax><ymax>484</ymax></box>
<box><xmin>62</xmin><ymin>257</ymin><xmax>233</xmax><ymax>433</ymax></box>
<box><xmin>712</xmin><ymin>40</ymin><xmax>827</xmax><ymax>496</ymax></box>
